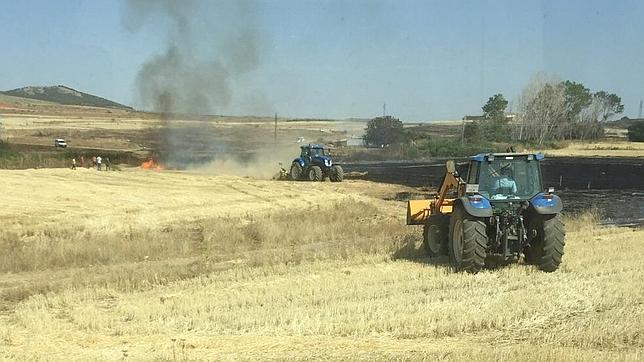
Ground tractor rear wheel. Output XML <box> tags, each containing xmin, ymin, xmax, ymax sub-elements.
<box><xmin>448</xmin><ymin>207</ymin><xmax>487</xmax><ymax>273</ymax></box>
<box><xmin>308</xmin><ymin>166</ymin><xmax>323</xmax><ymax>181</ymax></box>
<box><xmin>524</xmin><ymin>214</ymin><xmax>565</xmax><ymax>272</ymax></box>
<box><xmin>423</xmin><ymin>214</ymin><xmax>449</xmax><ymax>257</ymax></box>
<box><xmin>290</xmin><ymin>162</ymin><xmax>302</xmax><ymax>180</ymax></box>
<box><xmin>330</xmin><ymin>165</ymin><xmax>344</xmax><ymax>182</ymax></box>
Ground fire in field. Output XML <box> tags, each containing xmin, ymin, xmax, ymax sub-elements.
<box><xmin>140</xmin><ymin>158</ymin><xmax>164</xmax><ymax>171</ymax></box>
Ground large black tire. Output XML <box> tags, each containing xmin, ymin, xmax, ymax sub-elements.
<box><xmin>290</xmin><ymin>162</ymin><xmax>302</xmax><ymax>180</ymax></box>
<box><xmin>330</xmin><ymin>165</ymin><xmax>344</xmax><ymax>182</ymax></box>
<box><xmin>524</xmin><ymin>213</ymin><xmax>565</xmax><ymax>272</ymax></box>
<box><xmin>423</xmin><ymin>214</ymin><xmax>449</xmax><ymax>257</ymax></box>
<box><xmin>448</xmin><ymin>207</ymin><xmax>488</xmax><ymax>273</ymax></box>
<box><xmin>308</xmin><ymin>166</ymin><xmax>323</xmax><ymax>181</ymax></box>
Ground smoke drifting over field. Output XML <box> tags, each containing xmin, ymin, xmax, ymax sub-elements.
<box><xmin>123</xmin><ymin>0</ymin><xmax>270</xmax><ymax>168</ymax></box>
<box><xmin>123</xmin><ymin>0</ymin><xmax>262</xmax><ymax>115</ymax></box>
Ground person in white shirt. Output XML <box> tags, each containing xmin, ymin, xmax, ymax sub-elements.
<box><xmin>96</xmin><ymin>156</ymin><xmax>102</xmax><ymax>171</ymax></box>
<box><xmin>493</xmin><ymin>166</ymin><xmax>517</xmax><ymax>195</ymax></box>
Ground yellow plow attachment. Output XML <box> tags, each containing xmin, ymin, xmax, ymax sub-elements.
<box><xmin>406</xmin><ymin>199</ymin><xmax>454</xmax><ymax>225</ymax></box>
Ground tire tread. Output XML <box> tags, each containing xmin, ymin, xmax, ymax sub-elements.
<box><xmin>449</xmin><ymin>208</ymin><xmax>487</xmax><ymax>273</ymax></box>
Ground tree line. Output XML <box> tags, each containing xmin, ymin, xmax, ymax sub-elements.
<box><xmin>361</xmin><ymin>74</ymin><xmax>630</xmax><ymax>155</ymax></box>
<box><xmin>467</xmin><ymin>75</ymin><xmax>624</xmax><ymax>145</ymax></box>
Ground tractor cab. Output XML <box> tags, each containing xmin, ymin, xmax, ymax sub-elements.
<box><xmin>467</xmin><ymin>153</ymin><xmax>544</xmax><ymax>201</ymax></box>
<box><xmin>300</xmin><ymin>144</ymin><xmax>330</xmax><ymax>163</ymax></box>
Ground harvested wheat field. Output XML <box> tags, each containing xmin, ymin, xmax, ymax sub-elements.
<box><xmin>1</xmin><ymin>168</ymin><xmax>643</xmax><ymax>360</ymax></box>
<box><xmin>539</xmin><ymin>140</ymin><xmax>644</xmax><ymax>158</ymax></box>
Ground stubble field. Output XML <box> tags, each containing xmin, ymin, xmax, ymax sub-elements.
<box><xmin>0</xmin><ymin>167</ymin><xmax>642</xmax><ymax>360</ymax></box>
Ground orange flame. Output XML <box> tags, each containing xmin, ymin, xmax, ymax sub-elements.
<box><xmin>140</xmin><ymin>158</ymin><xmax>164</xmax><ymax>171</ymax></box>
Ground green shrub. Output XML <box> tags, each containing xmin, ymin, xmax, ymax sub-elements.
<box><xmin>419</xmin><ymin>137</ymin><xmax>504</xmax><ymax>157</ymax></box>
<box><xmin>627</xmin><ymin>122</ymin><xmax>644</xmax><ymax>142</ymax></box>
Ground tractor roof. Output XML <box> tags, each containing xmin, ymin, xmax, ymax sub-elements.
<box><xmin>471</xmin><ymin>153</ymin><xmax>545</xmax><ymax>162</ymax></box>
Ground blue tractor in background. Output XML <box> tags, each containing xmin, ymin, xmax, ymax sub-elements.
<box><xmin>407</xmin><ymin>153</ymin><xmax>565</xmax><ymax>273</ymax></box>
<box><xmin>290</xmin><ymin>144</ymin><xmax>344</xmax><ymax>182</ymax></box>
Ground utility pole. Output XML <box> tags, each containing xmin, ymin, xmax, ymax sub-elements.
<box><xmin>274</xmin><ymin>113</ymin><xmax>278</xmax><ymax>148</ymax></box>
<box><xmin>639</xmin><ymin>100</ymin><xmax>643</xmax><ymax>118</ymax></box>
<box><xmin>461</xmin><ymin>118</ymin><xmax>466</xmax><ymax>146</ymax></box>
<box><xmin>383</xmin><ymin>103</ymin><xmax>386</xmax><ymax>117</ymax></box>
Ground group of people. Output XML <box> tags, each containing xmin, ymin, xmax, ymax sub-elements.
<box><xmin>71</xmin><ymin>155</ymin><xmax>111</xmax><ymax>171</ymax></box>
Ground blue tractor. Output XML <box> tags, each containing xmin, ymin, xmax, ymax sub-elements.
<box><xmin>407</xmin><ymin>153</ymin><xmax>565</xmax><ymax>273</ymax></box>
<box><xmin>290</xmin><ymin>144</ymin><xmax>344</xmax><ymax>182</ymax></box>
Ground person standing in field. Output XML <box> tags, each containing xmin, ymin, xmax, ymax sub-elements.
<box><xmin>79</xmin><ymin>155</ymin><xmax>84</xmax><ymax>168</ymax></box>
<box><xmin>97</xmin><ymin>156</ymin><xmax>102</xmax><ymax>171</ymax></box>
<box><xmin>92</xmin><ymin>156</ymin><xmax>97</xmax><ymax>169</ymax></box>
<box><xmin>71</xmin><ymin>157</ymin><xmax>76</xmax><ymax>170</ymax></box>
<box><xmin>105</xmin><ymin>157</ymin><xmax>111</xmax><ymax>171</ymax></box>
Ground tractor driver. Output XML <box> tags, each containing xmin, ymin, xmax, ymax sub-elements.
<box><xmin>492</xmin><ymin>164</ymin><xmax>517</xmax><ymax>196</ymax></box>
<box><xmin>301</xmin><ymin>147</ymin><xmax>311</xmax><ymax>159</ymax></box>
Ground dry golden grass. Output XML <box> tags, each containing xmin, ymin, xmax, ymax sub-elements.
<box><xmin>0</xmin><ymin>168</ymin><xmax>642</xmax><ymax>360</ymax></box>
<box><xmin>0</xmin><ymin>114</ymin><xmax>155</xmax><ymax>131</ymax></box>
<box><xmin>536</xmin><ymin>140</ymin><xmax>644</xmax><ymax>158</ymax></box>
<box><xmin>0</xmin><ymin>168</ymin><xmax>407</xmax><ymax>304</ymax></box>
<box><xmin>0</xmin><ymin>113</ymin><xmax>366</xmax><ymax>156</ymax></box>
<box><xmin>0</xmin><ymin>168</ymin><xmax>405</xmax><ymax>273</ymax></box>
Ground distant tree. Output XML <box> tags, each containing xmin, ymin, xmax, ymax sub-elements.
<box><xmin>472</xmin><ymin>93</ymin><xmax>510</xmax><ymax>142</ymax></box>
<box><xmin>515</xmin><ymin>73</ymin><xmax>622</xmax><ymax>142</ymax></box>
<box><xmin>482</xmin><ymin>94</ymin><xmax>508</xmax><ymax>121</ymax></box>
<box><xmin>561</xmin><ymin>80</ymin><xmax>592</xmax><ymax>121</ymax></box>
<box><xmin>519</xmin><ymin>81</ymin><xmax>567</xmax><ymax>144</ymax></box>
<box><xmin>627</xmin><ymin>122</ymin><xmax>644</xmax><ymax>142</ymax></box>
<box><xmin>592</xmin><ymin>91</ymin><xmax>624</xmax><ymax>121</ymax></box>
<box><xmin>364</xmin><ymin>115</ymin><xmax>405</xmax><ymax>147</ymax></box>
<box><xmin>557</xmin><ymin>81</ymin><xmax>597</xmax><ymax>139</ymax></box>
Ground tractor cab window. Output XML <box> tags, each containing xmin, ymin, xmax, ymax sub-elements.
<box><xmin>477</xmin><ymin>158</ymin><xmax>542</xmax><ymax>200</ymax></box>
<box><xmin>310</xmin><ymin>148</ymin><xmax>327</xmax><ymax>157</ymax></box>
<box><xmin>301</xmin><ymin>148</ymin><xmax>311</xmax><ymax>158</ymax></box>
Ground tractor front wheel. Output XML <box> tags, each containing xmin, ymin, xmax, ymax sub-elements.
<box><xmin>423</xmin><ymin>214</ymin><xmax>449</xmax><ymax>257</ymax></box>
<box><xmin>524</xmin><ymin>213</ymin><xmax>565</xmax><ymax>272</ymax></box>
<box><xmin>449</xmin><ymin>207</ymin><xmax>487</xmax><ymax>273</ymax></box>
<box><xmin>290</xmin><ymin>162</ymin><xmax>302</xmax><ymax>181</ymax></box>
<box><xmin>308</xmin><ymin>166</ymin><xmax>323</xmax><ymax>181</ymax></box>
<box><xmin>330</xmin><ymin>165</ymin><xmax>344</xmax><ymax>182</ymax></box>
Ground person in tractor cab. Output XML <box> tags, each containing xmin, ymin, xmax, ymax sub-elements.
<box><xmin>492</xmin><ymin>164</ymin><xmax>517</xmax><ymax>196</ymax></box>
<box><xmin>301</xmin><ymin>147</ymin><xmax>311</xmax><ymax>159</ymax></box>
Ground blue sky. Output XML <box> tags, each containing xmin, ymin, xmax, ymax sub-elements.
<box><xmin>1</xmin><ymin>0</ymin><xmax>643</xmax><ymax>121</ymax></box>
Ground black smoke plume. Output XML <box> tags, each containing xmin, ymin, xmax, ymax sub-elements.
<box><xmin>122</xmin><ymin>0</ymin><xmax>265</xmax><ymax>167</ymax></box>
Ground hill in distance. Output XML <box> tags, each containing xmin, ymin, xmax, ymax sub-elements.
<box><xmin>1</xmin><ymin>85</ymin><xmax>132</xmax><ymax>110</ymax></box>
